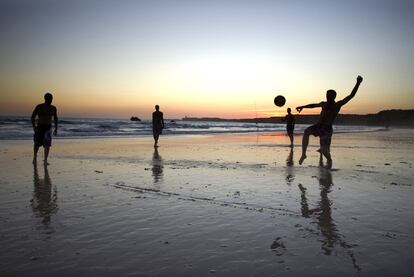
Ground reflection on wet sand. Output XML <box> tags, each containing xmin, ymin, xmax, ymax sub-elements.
<box><xmin>151</xmin><ymin>147</ymin><xmax>164</xmax><ymax>184</ymax></box>
<box><xmin>32</xmin><ymin>164</ymin><xmax>58</xmax><ymax>226</ymax></box>
<box><xmin>270</xmin><ymin>149</ymin><xmax>295</xmax><ymax>256</ymax></box>
<box><xmin>298</xmin><ymin>168</ymin><xmax>360</xmax><ymax>272</ymax></box>
<box><xmin>285</xmin><ymin>148</ymin><xmax>294</xmax><ymax>185</ymax></box>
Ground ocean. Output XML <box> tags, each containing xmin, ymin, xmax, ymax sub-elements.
<box><xmin>0</xmin><ymin>116</ymin><xmax>382</xmax><ymax>140</ymax></box>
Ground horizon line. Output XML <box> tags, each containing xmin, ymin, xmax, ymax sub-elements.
<box><xmin>1</xmin><ymin>108</ymin><xmax>413</xmax><ymax>121</ymax></box>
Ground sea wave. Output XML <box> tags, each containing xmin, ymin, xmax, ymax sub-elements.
<box><xmin>0</xmin><ymin>116</ymin><xmax>382</xmax><ymax>140</ymax></box>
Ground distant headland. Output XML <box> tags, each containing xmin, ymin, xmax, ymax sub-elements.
<box><xmin>182</xmin><ymin>109</ymin><xmax>414</xmax><ymax>127</ymax></box>
<box><xmin>130</xmin><ymin>116</ymin><xmax>141</xmax><ymax>122</ymax></box>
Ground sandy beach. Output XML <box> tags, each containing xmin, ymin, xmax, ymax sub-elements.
<box><xmin>0</xmin><ymin>129</ymin><xmax>413</xmax><ymax>276</ymax></box>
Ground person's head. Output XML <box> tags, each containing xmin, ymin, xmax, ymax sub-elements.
<box><xmin>326</xmin><ymin>89</ymin><xmax>336</xmax><ymax>103</ymax></box>
<box><xmin>155</xmin><ymin>105</ymin><xmax>159</xmax><ymax>111</ymax></box>
<box><xmin>287</xmin><ymin>108</ymin><xmax>291</xmax><ymax>114</ymax></box>
<box><xmin>44</xmin><ymin>93</ymin><xmax>53</xmax><ymax>105</ymax></box>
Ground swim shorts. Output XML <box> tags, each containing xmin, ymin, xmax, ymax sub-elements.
<box><xmin>34</xmin><ymin>125</ymin><xmax>52</xmax><ymax>147</ymax></box>
<box><xmin>152</xmin><ymin>125</ymin><xmax>163</xmax><ymax>137</ymax></box>
<box><xmin>286</xmin><ymin>124</ymin><xmax>294</xmax><ymax>135</ymax></box>
<box><xmin>306</xmin><ymin>123</ymin><xmax>333</xmax><ymax>146</ymax></box>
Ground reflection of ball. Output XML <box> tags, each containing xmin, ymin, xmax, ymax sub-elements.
<box><xmin>274</xmin><ymin>95</ymin><xmax>286</xmax><ymax>107</ymax></box>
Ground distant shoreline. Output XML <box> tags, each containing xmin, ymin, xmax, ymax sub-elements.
<box><xmin>1</xmin><ymin>109</ymin><xmax>413</xmax><ymax>128</ymax></box>
<box><xmin>182</xmin><ymin>109</ymin><xmax>414</xmax><ymax>128</ymax></box>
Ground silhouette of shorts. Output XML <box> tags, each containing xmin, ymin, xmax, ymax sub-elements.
<box><xmin>307</xmin><ymin>123</ymin><xmax>332</xmax><ymax>146</ymax></box>
<box><xmin>34</xmin><ymin>125</ymin><xmax>52</xmax><ymax>147</ymax></box>
<box><xmin>153</xmin><ymin>125</ymin><xmax>163</xmax><ymax>136</ymax></box>
<box><xmin>287</xmin><ymin>124</ymin><xmax>294</xmax><ymax>135</ymax></box>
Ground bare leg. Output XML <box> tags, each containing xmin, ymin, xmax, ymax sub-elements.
<box><xmin>299</xmin><ymin>129</ymin><xmax>310</xmax><ymax>165</ymax></box>
<box><xmin>321</xmin><ymin>145</ymin><xmax>332</xmax><ymax>169</ymax></box>
<box><xmin>33</xmin><ymin>145</ymin><xmax>39</xmax><ymax>164</ymax></box>
<box><xmin>44</xmin><ymin>146</ymin><xmax>50</xmax><ymax>165</ymax></box>
<box><xmin>318</xmin><ymin>150</ymin><xmax>324</xmax><ymax>167</ymax></box>
<box><xmin>154</xmin><ymin>134</ymin><xmax>159</xmax><ymax>147</ymax></box>
<box><xmin>289</xmin><ymin>133</ymin><xmax>294</xmax><ymax>147</ymax></box>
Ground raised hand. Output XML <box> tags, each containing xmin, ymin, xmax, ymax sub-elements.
<box><xmin>296</xmin><ymin>106</ymin><xmax>303</xmax><ymax>113</ymax></box>
<box><xmin>357</xmin><ymin>75</ymin><xmax>363</xmax><ymax>83</ymax></box>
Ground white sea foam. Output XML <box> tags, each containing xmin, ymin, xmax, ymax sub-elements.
<box><xmin>0</xmin><ymin>116</ymin><xmax>382</xmax><ymax>140</ymax></box>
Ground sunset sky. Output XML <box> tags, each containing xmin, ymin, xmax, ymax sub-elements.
<box><xmin>1</xmin><ymin>0</ymin><xmax>413</xmax><ymax>119</ymax></box>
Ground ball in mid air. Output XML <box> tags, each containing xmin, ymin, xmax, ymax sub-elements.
<box><xmin>274</xmin><ymin>95</ymin><xmax>286</xmax><ymax>107</ymax></box>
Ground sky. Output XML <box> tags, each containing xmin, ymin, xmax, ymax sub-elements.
<box><xmin>0</xmin><ymin>0</ymin><xmax>413</xmax><ymax>119</ymax></box>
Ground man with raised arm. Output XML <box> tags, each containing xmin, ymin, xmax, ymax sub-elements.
<box><xmin>296</xmin><ymin>76</ymin><xmax>363</xmax><ymax>169</ymax></box>
<box><xmin>31</xmin><ymin>93</ymin><xmax>58</xmax><ymax>165</ymax></box>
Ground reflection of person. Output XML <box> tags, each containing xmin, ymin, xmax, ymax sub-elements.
<box><xmin>151</xmin><ymin>147</ymin><xmax>163</xmax><ymax>183</ymax></box>
<box><xmin>298</xmin><ymin>169</ymin><xmax>337</xmax><ymax>248</ymax></box>
<box><xmin>152</xmin><ymin>105</ymin><xmax>165</xmax><ymax>147</ymax></box>
<box><xmin>296</xmin><ymin>76</ymin><xmax>363</xmax><ymax>169</ymax></box>
<box><xmin>281</xmin><ymin>108</ymin><xmax>295</xmax><ymax>147</ymax></box>
<box><xmin>31</xmin><ymin>93</ymin><xmax>58</xmax><ymax>165</ymax></box>
<box><xmin>298</xmin><ymin>169</ymin><xmax>360</xmax><ymax>271</ymax></box>
<box><xmin>32</xmin><ymin>163</ymin><xmax>58</xmax><ymax>225</ymax></box>
<box><xmin>285</xmin><ymin>148</ymin><xmax>294</xmax><ymax>185</ymax></box>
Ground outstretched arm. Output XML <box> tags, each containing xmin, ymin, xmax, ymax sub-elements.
<box><xmin>296</xmin><ymin>103</ymin><xmax>322</xmax><ymax>113</ymax></box>
<box><xmin>338</xmin><ymin>75</ymin><xmax>363</xmax><ymax>106</ymax></box>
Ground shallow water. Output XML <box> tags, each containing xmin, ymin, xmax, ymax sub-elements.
<box><xmin>0</xmin><ymin>116</ymin><xmax>383</xmax><ymax>139</ymax></box>
<box><xmin>0</xmin><ymin>129</ymin><xmax>413</xmax><ymax>276</ymax></box>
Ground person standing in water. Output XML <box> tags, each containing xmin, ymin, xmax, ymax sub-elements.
<box><xmin>282</xmin><ymin>108</ymin><xmax>295</xmax><ymax>147</ymax></box>
<box><xmin>152</xmin><ymin>105</ymin><xmax>165</xmax><ymax>147</ymax></box>
<box><xmin>296</xmin><ymin>76</ymin><xmax>363</xmax><ymax>169</ymax></box>
<box><xmin>31</xmin><ymin>93</ymin><xmax>58</xmax><ymax>164</ymax></box>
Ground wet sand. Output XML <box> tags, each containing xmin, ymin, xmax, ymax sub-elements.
<box><xmin>0</xmin><ymin>129</ymin><xmax>413</xmax><ymax>276</ymax></box>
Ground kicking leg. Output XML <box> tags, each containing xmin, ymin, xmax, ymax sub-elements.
<box><xmin>299</xmin><ymin>128</ymin><xmax>311</xmax><ymax>165</ymax></box>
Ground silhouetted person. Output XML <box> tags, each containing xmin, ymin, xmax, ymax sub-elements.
<box><xmin>296</xmin><ymin>76</ymin><xmax>363</xmax><ymax>169</ymax></box>
<box><xmin>152</xmin><ymin>105</ymin><xmax>164</xmax><ymax>147</ymax></box>
<box><xmin>32</xmin><ymin>163</ymin><xmax>58</xmax><ymax>226</ymax></box>
<box><xmin>281</xmin><ymin>108</ymin><xmax>295</xmax><ymax>147</ymax></box>
<box><xmin>31</xmin><ymin>93</ymin><xmax>58</xmax><ymax>164</ymax></box>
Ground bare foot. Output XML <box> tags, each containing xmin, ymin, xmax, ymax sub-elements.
<box><xmin>299</xmin><ymin>155</ymin><xmax>306</xmax><ymax>165</ymax></box>
<box><xmin>325</xmin><ymin>159</ymin><xmax>332</xmax><ymax>169</ymax></box>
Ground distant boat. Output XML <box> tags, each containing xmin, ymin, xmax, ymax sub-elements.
<box><xmin>130</xmin><ymin>116</ymin><xmax>141</xmax><ymax>122</ymax></box>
